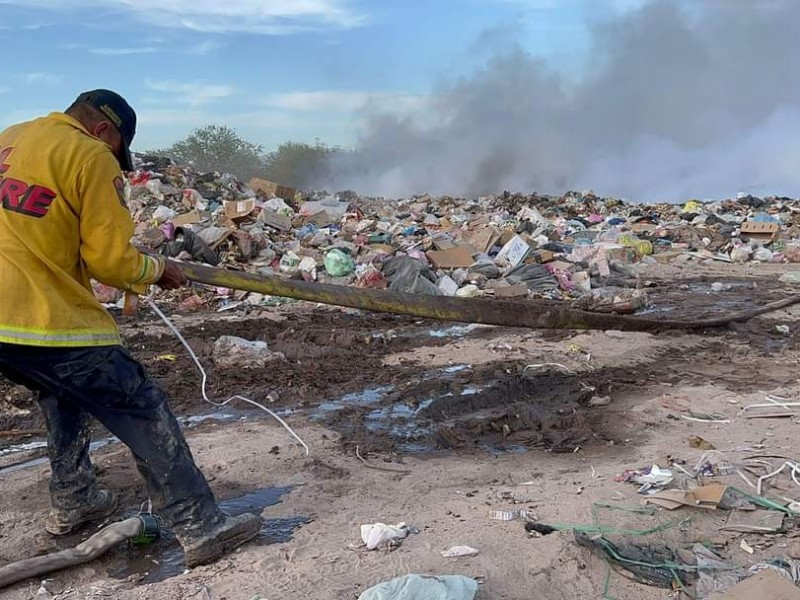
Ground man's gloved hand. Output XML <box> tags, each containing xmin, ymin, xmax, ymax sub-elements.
<box><xmin>157</xmin><ymin>261</ymin><xmax>187</xmax><ymax>289</ymax></box>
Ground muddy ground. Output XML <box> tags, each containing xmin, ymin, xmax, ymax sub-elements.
<box><xmin>2</xmin><ymin>261</ymin><xmax>800</xmax><ymax>599</ymax></box>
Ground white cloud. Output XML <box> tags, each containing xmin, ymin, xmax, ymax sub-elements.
<box><xmin>137</xmin><ymin>108</ymin><xmax>210</xmax><ymax>128</ymax></box>
<box><xmin>186</xmin><ymin>40</ymin><xmax>222</xmax><ymax>55</ymax></box>
<box><xmin>144</xmin><ymin>78</ymin><xmax>235</xmax><ymax>107</ymax></box>
<box><xmin>0</xmin><ymin>21</ymin><xmax>51</xmax><ymax>30</ymax></box>
<box><xmin>492</xmin><ymin>0</ymin><xmax>559</xmax><ymax>6</ymax></box>
<box><xmin>24</xmin><ymin>72</ymin><xmax>63</xmax><ymax>84</ymax></box>
<box><xmin>0</xmin><ymin>0</ymin><xmax>366</xmax><ymax>34</ymax></box>
<box><xmin>91</xmin><ymin>46</ymin><xmax>159</xmax><ymax>55</ymax></box>
<box><xmin>266</xmin><ymin>90</ymin><xmax>427</xmax><ymax>113</ymax></box>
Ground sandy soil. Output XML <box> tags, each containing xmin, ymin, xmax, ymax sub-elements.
<box><xmin>2</xmin><ymin>261</ymin><xmax>800</xmax><ymax>599</ymax></box>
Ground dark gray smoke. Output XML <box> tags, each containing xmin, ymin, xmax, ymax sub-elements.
<box><xmin>324</xmin><ymin>0</ymin><xmax>800</xmax><ymax>202</ymax></box>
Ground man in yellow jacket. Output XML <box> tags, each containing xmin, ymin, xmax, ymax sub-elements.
<box><xmin>0</xmin><ymin>90</ymin><xmax>262</xmax><ymax>567</ymax></box>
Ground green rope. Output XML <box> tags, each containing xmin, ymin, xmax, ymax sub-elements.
<box><xmin>729</xmin><ymin>486</ymin><xmax>796</xmax><ymax>515</ymax></box>
<box><xmin>537</xmin><ymin>502</ymin><xmax>742</xmax><ymax>599</ymax></box>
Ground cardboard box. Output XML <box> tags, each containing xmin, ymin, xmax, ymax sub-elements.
<box><xmin>466</xmin><ymin>228</ymin><xmax>501</xmax><ymax>254</ymax></box>
<box><xmin>426</xmin><ymin>246</ymin><xmax>475</xmax><ymax>269</ymax></box>
<box><xmin>496</xmin><ymin>235</ymin><xmax>531</xmax><ymax>268</ymax></box>
<box><xmin>224</xmin><ymin>199</ymin><xmax>256</xmax><ymax>221</ymax></box>
<box><xmin>248</xmin><ymin>177</ymin><xmax>296</xmax><ymax>201</ymax></box>
<box><xmin>494</xmin><ymin>283</ymin><xmax>529</xmax><ymax>298</ymax></box>
<box><xmin>258</xmin><ymin>209</ymin><xmax>292</xmax><ymax>232</ymax></box>
<box><xmin>431</xmin><ymin>233</ymin><xmax>457</xmax><ymax>250</ymax></box>
<box><xmin>741</xmin><ymin>221</ymin><xmax>780</xmax><ymax>243</ymax></box>
<box><xmin>531</xmin><ymin>249</ymin><xmax>556</xmax><ymax>263</ymax></box>
<box><xmin>304</xmin><ymin>210</ymin><xmax>334</xmax><ymax>227</ymax></box>
<box><xmin>172</xmin><ymin>210</ymin><xmax>203</xmax><ymax>227</ymax></box>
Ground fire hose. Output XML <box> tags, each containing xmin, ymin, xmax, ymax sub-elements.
<box><xmin>172</xmin><ymin>261</ymin><xmax>800</xmax><ymax>332</ymax></box>
<box><xmin>0</xmin><ymin>514</ymin><xmax>159</xmax><ymax>589</ymax></box>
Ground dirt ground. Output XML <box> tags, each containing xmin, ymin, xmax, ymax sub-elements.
<box><xmin>2</xmin><ymin>260</ymin><xmax>800</xmax><ymax>599</ymax></box>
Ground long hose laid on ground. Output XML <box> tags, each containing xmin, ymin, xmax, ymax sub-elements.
<box><xmin>176</xmin><ymin>261</ymin><xmax>800</xmax><ymax>332</ymax></box>
<box><xmin>0</xmin><ymin>517</ymin><xmax>145</xmax><ymax>589</ymax></box>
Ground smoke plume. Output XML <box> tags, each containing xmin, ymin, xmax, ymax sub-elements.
<box><xmin>324</xmin><ymin>0</ymin><xmax>800</xmax><ymax>202</ymax></box>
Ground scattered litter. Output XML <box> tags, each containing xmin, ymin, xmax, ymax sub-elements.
<box><xmin>488</xmin><ymin>509</ymin><xmax>535</xmax><ymax>521</ymax></box>
<box><xmin>681</xmin><ymin>412</ymin><xmax>731</xmax><ymax>424</ymax></box>
<box><xmin>722</xmin><ymin>509</ymin><xmax>785</xmax><ymax>533</ymax></box>
<box><xmin>575</xmin><ymin>532</ymin><xmax>688</xmax><ymax>588</ymax></box>
<box><xmin>441</xmin><ymin>545</ymin><xmax>479</xmax><ymax>558</ymax></box>
<box><xmin>689</xmin><ymin>435</ymin><xmax>716</xmax><ymax>450</ymax></box>
<box><xmin>360</xmin><ymin>522</ymin><xmax>409</xmax><ymax>550</ymax></box>
<box><xmin>615</xmin><ymin>465</ymin><xmax>674</xmax><ymax>493</ymax></box>
<box><xmin>740</xmin><ymin>539</ymin><xmax>755</xmax><ymax>555</ymax></box>
<box><xmin>588</xmin><ymin>395</ymin><xmax>612</xmax><ymax>407</ymax></box>
<box><xmin>740</xmin><ymin>395</ymin><xmax>800</xmax><ymax>419</ymax></box>
<box><xmin>212</xmin><ymin>335</ymin><xmax>285</xmax><ymax>367</ymax></box>
<box><xmin>357</xmin><ymin>574</ymin><xmax>478</xmax><ymax>600</ymax></box>
<box><xmin>644</xmin><ymin>483</ymin><xmax>729</xmax><ymax>510</ymax></box>
<box><xmin>712</xmin><ymin>569</ymin><xmax>800</xmax><ymax>600</ymax></box>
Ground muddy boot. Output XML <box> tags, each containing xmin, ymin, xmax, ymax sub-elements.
<box><xmin>45</xmin><ymin>489</ymin><xmax>117</xmax><ymax>536</ymax></box>
<box><xmin>181</xmin><ymin>512</ymin><xmax>263</xmax><ymax>568</ymax></box>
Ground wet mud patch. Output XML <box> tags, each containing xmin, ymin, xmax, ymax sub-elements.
<box><xmin>109</xmin><ymin>485</ymin><xmax>307</xmax><ymax>585</ymax></box>
<box><xmin>318</xmin><ymin>366</ymin><xmax>606</xmax><ymax>455</ymax></box>
<box><xmin>315</xmin><ymin>329</ymin><xmax>799</xmax><ymax>456</ymax></box>
<box><xmin>122</xmin><ymin>309</ymin><xmax>458</xmax><ymax>419</ymax></box>
<box><xmin>423</xmin><ymin>371</ymin><xmax>597</xmax><ymax>452</ymax></box>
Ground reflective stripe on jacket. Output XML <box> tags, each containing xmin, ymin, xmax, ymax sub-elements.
<box><xmin>0</xmin><ymin>112</ymin><xmax>164</xmax><ymax>347</ymax></box>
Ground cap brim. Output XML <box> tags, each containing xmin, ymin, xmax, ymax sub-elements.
<box><xmin>118</xmin><ymin>144</ymin><xmax>134</xmax><ymax>172</ymax></box>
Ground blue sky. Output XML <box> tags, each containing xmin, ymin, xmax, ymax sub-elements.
<box><xmin>0</xmin><ymin>0</ymin><xmax>644</xmax><ymax>153</ymax></box>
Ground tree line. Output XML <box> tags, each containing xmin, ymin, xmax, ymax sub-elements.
<box><xmin>146</xmin><ymin>124</ymin><xmax>342</xmax><ymax>189</ymax></box>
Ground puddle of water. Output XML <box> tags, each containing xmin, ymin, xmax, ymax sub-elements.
<box><xmin>313</xmin><ymin>386</ymin><xmax>394</xmax><ymax>417</ymax></box>
<box><xmin>441</xmin><ymin>364</ymin><xmax>470</xmax><ymax>374</ymax></box>
<box><xmin>219</xmin><ymin>485</ymin><xmax>293</xmax><ymax>514</ymax></box>
<box><xmin>0</xmin><ymin>440</ymin><xmax>47</xmax><ymax>458</ymax></box>
<box><xmin>0</xmin><ymin>410</ymin><xmax>238</xmax><ymax>476</ymax></box>
<box><xmin>428</xmin><ymin>323</ymin><xmax>480</xmax><ymax>338</ymax></box>
<box><xmin>179</xmin><ymin>412</ymin><xmax>236</xmax><ymax>426</ymax></box>
<box><xmin>360</xmin><ymin>390</ymin><xmax>500</xmax><ymax>452</ymax></box>
<box><xmin>428</xmin><ymin>324</ymin><xmax>482</xmax><ymax>338</ymax></box>
<box><xmin>111</xmin><ymin>486</ymin><xmax>308</xmax><ymax>584</ymax></box>
<box><xmin>0</xmin><ymin>438</ymin><xmax>116</xmax><ymax>475</ymax></box>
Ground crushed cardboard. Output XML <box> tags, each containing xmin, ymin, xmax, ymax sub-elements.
<box><xmin>710</xmin><ymin>569</ymin><xmax>800</xmax><ymax>600</ymax></box>
<box><xmin>721</xmin><ymin>509</ymin><xmax>785</xmax><ymax>533</ymax></box>
<box><xmin>248</xmin><ymin>177</ymin><xmax>296</xmax><ymax>201</ymax></box>
<box><xmin>645</xmin><ymin>484</ymin><xmax>729</xmax><ymax>510</ymax></box>
<box><xmin>224</xmin><ymin>199</ymin><xmax>257</xmax><ymax>221</ymax></box>
<box><xmin>427</xmin><ymin>246</ymin><xmax>475</xmax><ymax>269</ymax></box>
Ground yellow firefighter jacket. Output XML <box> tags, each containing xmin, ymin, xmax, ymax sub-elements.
<box><xmin>0</xmin><ymin>112</ymin><xmax>165</xmax><ymax>347</ymax></box>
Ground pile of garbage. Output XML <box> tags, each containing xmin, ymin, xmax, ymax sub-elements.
<box><xmin>107</xmin><ymin>155</ymin><xmax>800</xmax><ymax>312</ymax></box>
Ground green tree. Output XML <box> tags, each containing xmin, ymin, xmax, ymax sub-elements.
<box><xmin>154</xmin><ymin>125</ymin><xmax>266</xmax><ymax>181</ymax></box>
<box><xmin>263</xmin><ymin>141</ymin><xmax>338</xmax><ymax>189</ymax></box>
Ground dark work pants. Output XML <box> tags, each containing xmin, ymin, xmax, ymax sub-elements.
<box><xmin>0</xmin><ymin>343</ymin><xmax>221</xmax><ymax>538</ymax></box>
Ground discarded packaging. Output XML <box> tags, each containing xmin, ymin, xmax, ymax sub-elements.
<box><xmin>212</xmin><ymin>336</ymin><xmax>284</xmax><ymax>368</ymax></box>
<box><xmin>357</xmin><ymin>574</ymin><xmax>478</xmax><ymax>600</ymax></box>
<box><xmin>440</xmin><ymin>545</ymin><xmax>479</xmax><ymax>558</ymax></box>
<box><xmin>360</xmin><ymin>522</ymin><xmax>409</xmax><ymax>550</ymax></box>
<box><xmin>710</xmin><ymin>569</ymin><xmax>800</xmax><ymax>600</ymax></box>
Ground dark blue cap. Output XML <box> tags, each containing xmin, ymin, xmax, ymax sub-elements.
<box><xmin>75</xmin><ymin>89</ymin><xmax>137</xmax><ymax>171</ymax></box>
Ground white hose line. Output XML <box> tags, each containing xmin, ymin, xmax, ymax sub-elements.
<box><xmin>146</xmin><ymin>299</ymin><xmax>310</xmax><ymax>456</ymax></box>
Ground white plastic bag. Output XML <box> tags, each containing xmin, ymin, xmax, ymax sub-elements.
<box><xmin>360</xmin><ymin>522</ymin><xmax>408</xmax><ymax>550</ymax></box>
